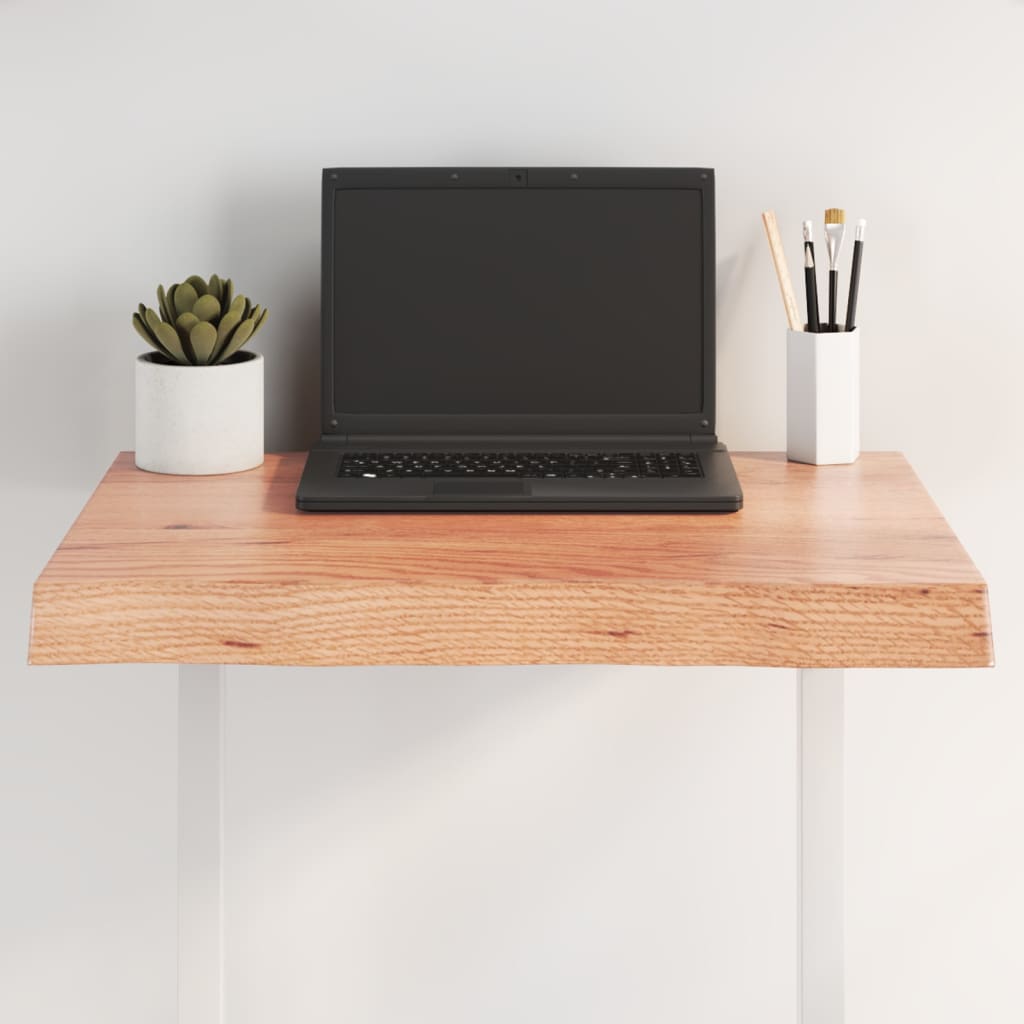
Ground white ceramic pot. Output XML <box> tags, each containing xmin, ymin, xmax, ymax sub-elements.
<box><xmin>135</xmin><ymin>352</ymin><xmax>264</xmax><ymax>475</ymax></box>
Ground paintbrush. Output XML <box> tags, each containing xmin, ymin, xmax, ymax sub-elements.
<box><xmin>803</xmin><ymin>220</ymin><xmax>821</xmax><ymax>332</ymax></box>
<box><xmin>845</xmin><ymin>218</ymin><xmax>866</xmax><ymax>331</ymax></box>
<box><xmin>824</xmin><ymin>208</ymin><xmax>846</xmax><ymax>331</ymax></box>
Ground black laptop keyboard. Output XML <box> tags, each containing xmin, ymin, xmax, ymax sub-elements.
<box><xmin>338</xmin><ymin>451</ymin><xmax>702</xmax><ymax>479</ymax></box>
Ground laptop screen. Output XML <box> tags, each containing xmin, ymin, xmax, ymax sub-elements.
<box><xmin>329</xmin><ymin>182</ymin><xmax>706</xmax><ymax>418</ymax></box>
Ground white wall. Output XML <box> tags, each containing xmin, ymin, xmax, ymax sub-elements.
<box><xmin>2</xmin><ymin>1</ymin><xmax>1022</xmax><ymax>1021</ymax></box>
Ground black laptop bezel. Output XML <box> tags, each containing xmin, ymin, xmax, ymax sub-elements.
<box><xmin>320</xmin><ymin>167</ymin><xmax>716</xmax><ymax>440</ymax></box>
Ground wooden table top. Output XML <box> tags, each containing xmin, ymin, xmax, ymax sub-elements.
<box><xmin>30</xmin><ymin>452</ymin><xmax>992</xmax><ymax>668</ymax></box>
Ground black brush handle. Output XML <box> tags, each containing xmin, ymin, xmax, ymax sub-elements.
<box><xmin>804</xmin><ymin>242</ymin><xmax>820</xmax><ymax>332</ymax></box>
<box><xmin>845</xmin><ymin>240</ymin><xmax>863</xmax><ymax>331</ymax></box>
<box><xmin>828</xmin><ymin>270</ymin><xmax>838</xmax><ymax>332</ymax></box>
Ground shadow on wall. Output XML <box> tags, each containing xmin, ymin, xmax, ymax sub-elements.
<box><xmin>226</xmin><ymin>664</ymin><xmax>778</xmax><ymax>889</ymax></box>
<box><xmin>0</xmin><ymin>298</ymin><xmax>135</xmax><ymax>492</ymax></box>
<box><xmin>715</xmin><ymin>230</ymin><xmax>759</xmax><ymax>351</ymax></box>
<box><xmin>220</xmin><ymin>184</ymin><xmax>321</xmax><ymax>453</ymax></box>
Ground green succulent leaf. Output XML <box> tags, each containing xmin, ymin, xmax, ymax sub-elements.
<box><xmin>132</xmin><ymin>310</ymin><xmax>153</xmax><ymax>339</ymax></box>
<box><xmin>156</xmin><ymin>284</ymin><xmax>174</xmax><ymax>324</ymax></box>
<box><xmin>186</xmin><ymin>274</ymin><xmax>208</xmax><ymax>297</ymax></box>
<box><xmin>173</xmin><ymin>281</ymin><xmax>199</xmax><ymax>317</ymax></box>
<box><xmin>133</xmin><ymin>311</ymin><xmax>172</xmax><ymax>358</ymax></box>
<box><xmin>149</xmin><ymin>313</ymin><xmax>190</xmax><ymax>364</ymax></box>
<box><xmin>211</xmin><ymin>307</ymin><xmax>242</xmax><ymax>361</ymax></box>
<box><xmin>207</xmin><ymin>273</ymin><xmax>222</xmax><ymax>303</ymax></box>
<box><xmin>215</xmin><ymin>308</ymin><xmax>242</xmax><ymax>343</ymax></box>
<box><xmin>251</xmin><ymin>305</ymin><xmax>268</xmax><ymax>334</ymax></box>
<box><xmin>214</xmin><ymin>316</ymin><xmax>254</xmax><ymax>364</ymax></box>
<box><xmin>189</xmin><ymin>320</ymin><xmax>218</xmax><ymax>364</ymax></box>
<box><xmin>192</xmin><ymin>293</ymin><xmax>221</xmax><ymax>323</ymax></box>
<box><xmin>221</xmin><ymin>279</ymin><xmax>233</xmax><ymax>315</ymax></box>
<box><xmin>174</xmin><ymin>319</ymin><xmax>196</xmax><ymax>362</ymax></box>
<box><xmin>175</xmin><ymin>311</ymin><xmax>199</xmax><ymax>335</ymax></box>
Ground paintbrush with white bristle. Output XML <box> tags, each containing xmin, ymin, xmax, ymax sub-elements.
<box><xmin>803</xmin><ymin>220</ymin><xmax>821</xmax><ymax>332</ymax></box>
<box><xmin>824</xmin><ymin>208</ymin><xmax>846</xmax><ymax>331</ymax></box>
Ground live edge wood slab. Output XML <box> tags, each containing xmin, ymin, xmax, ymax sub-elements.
<box><xmin>30</xmin><ymin>452</ymin><xmax>992</xmax><ymax>669</ymax></box>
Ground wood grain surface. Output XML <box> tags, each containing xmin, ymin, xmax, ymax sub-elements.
<box><xmin>29</xmin><ymin>452</ymin><xmax>992</xmax><ymax>668</ymax></box>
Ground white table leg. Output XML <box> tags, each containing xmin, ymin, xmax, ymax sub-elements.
<box><xmin>178</xmin><ymin>665</ymin><xmax>226</xmax><ymax>1024</ymax></box>
<box><xmin>797</xmin><ymin>668</ymin><xmax>844</xmax><ymax>1024</ymax></box>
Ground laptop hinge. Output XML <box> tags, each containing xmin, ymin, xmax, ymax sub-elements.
<box><xmin>321</xmin><ymin>433</ymin><xmax>717</xmax><ymax>447</ymax></box>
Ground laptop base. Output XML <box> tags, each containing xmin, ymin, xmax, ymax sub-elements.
<box><xmin>296</xmin><ymin>442</ymin><xmax>742</xmax><ymax>512</ymax></box>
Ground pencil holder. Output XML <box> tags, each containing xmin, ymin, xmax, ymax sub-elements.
<box><xmin>786</xmin><ymin>328</ymin><xmax>860</xmax><ymax>465</ymax></box>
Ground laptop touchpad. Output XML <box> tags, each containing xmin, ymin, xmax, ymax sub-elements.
<box><xmin>432</xmin><ymin>479</ymin><xmax>530</xmax><ymax>496</ymax></box>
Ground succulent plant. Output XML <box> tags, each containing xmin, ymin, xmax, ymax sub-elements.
<box><xmin>132</xmin><ymin>274</ymin><xmax>268</xmax><ymax>365</ymax></box>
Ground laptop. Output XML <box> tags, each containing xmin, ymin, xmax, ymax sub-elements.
<box><xmin>296</xmin><ymin>167</ymin><xmax>743</xmax><ymax>512</ymax></box>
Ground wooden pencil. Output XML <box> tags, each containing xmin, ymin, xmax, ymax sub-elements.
<box><xmin>762</xmin><ymin>210</ymin><xmax>801</xmax><ymax>330</ymax></box>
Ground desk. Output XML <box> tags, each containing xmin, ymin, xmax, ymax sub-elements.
<box><xmin>30</xmin><ymin>452</ymin><xmax>992</xmax><ymax>1024</ymax></box>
